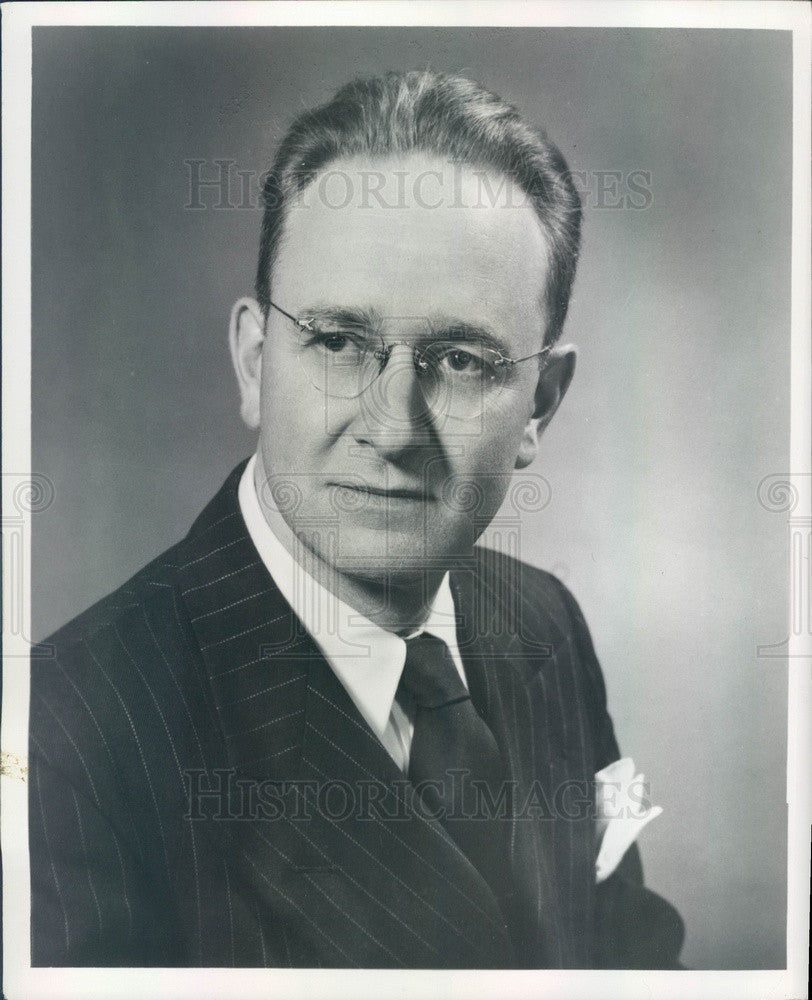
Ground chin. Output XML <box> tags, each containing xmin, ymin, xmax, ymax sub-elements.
<box><xmin>337</xmin><ymin>546</ymin><xmax>452</xmax><ymax>577</ymax></box>
<box><xmin>307</xmin><ymin>527</ymin><xmax>465</xmax><ymax>580</ymax></box>
<box><xmin>334</xmin><ymin>556</ymin><xmax>447</xmax><ymax>585</ymax></box>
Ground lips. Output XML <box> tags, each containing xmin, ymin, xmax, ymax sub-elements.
<box><xmin>330</xmin><ymin>482</ymin><xmax>432</xmax><ymax>500</ymax></box>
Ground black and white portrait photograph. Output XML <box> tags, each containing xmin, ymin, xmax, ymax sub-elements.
<box><xmin>1</xmin><ymin>3</ymin><xmax>809</xmax><ymax>999</ymax></box>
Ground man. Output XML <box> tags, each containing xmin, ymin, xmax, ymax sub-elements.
<box><xmin>29</xmin><ymin>70</ymin><xmax>683</xmax><ymax>968</ymax></box>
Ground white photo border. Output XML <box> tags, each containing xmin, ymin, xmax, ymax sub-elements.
<box><xmin>2</xmin><ymin>3</ymin><xmax>810</xmax><ymax>999</ymax></box>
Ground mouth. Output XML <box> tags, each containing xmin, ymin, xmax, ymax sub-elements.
<box><xmin>330</xmin><ymin>482</ymin><xmax>433</xmax><ymax>501</ymax></box>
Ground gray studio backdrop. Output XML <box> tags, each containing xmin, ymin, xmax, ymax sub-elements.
<box><xmin>31</xmin><ymin>27</ymin><xmax>790</xmax><ymax>970</ymax></box>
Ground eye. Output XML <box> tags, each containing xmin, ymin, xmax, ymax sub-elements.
<box><xmin>444</xmin><ymin>348</ymin><xmax>482</xmax><ymax>372</ymax></box>
<box><xmin>429</xmin><ymin>343</ymin><xmax>500</xmax><ymax>381</ymax></box>
<box><xmin>304</xmin><ymin>329</ymin><xmax>359</xmax><ymax>353</ymax></box>
<box><xmin>321</xmin><ymin>333</ymin><xmax>349</xmax><ymax>353</ymax></box>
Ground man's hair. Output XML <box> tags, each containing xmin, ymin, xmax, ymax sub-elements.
<box><xmin>256</xmin><ymin>70</ymin><xmax>582</xmax><ymax>346</ymax></box>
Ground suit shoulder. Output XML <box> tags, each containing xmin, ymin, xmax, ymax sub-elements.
<box><xmin>39</xmin><ymin>537</ymin><xmax>188</xmax><ymax>654</ymax></box>
<box><xmin>38</xmin><ymin>460</ymin><xmax>250</xmax><ymax>653</ymax></box>
<box><xmin>469</xmin><ymin>545</ymin><xmax>604</xmax><ymax>674</ymax></box>
<box><xmin>472</xmin><ymin>544</ymin><xmax>575</xmax><ymax>620</ymax></box>
<box><xmin>29</xmin><ymin>529</ymin><xmax>215</xmax><ymax>788</ymax></box>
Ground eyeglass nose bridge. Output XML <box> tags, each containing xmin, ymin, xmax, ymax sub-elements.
<box><xmin>371</xmin><ymin>340</ymin><xmax>432</xmax><ymax>376</ymax></box>
<box><xmin>360</xmin><ymin>339</ymin><xmax>452</xmax><ymax>430</ymax></box>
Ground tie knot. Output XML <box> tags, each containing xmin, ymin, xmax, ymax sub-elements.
<box><xmin>398</xmin><ymin>633</ymin><xmax>469</xmax><ymax>710</ymax></box>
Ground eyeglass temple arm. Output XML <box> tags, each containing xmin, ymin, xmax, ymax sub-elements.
<box><xmin>268</xmin><ymin>301</ymin><xmax>550</xmax><ymax>365</ymax></box>
<box><xmin>267</xmin><ymin>299</ymin><xmax>313</xmax><ymax>330</ymax></box>
<box><xmin>502</xmin><ymin>346</ymin><xmax>552</xmax><ymax>366</ymax></box>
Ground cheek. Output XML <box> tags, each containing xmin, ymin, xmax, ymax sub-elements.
<box><xmin>259</xmin><ymin>371</ymin><xmax>306</xmax><ymax>466</ymax></box>
<box><xmin>449</xmin><ymin>407</ymin><xmax>529</xmax><ymax>472</ymax></box>
<box><xmin>441</xmin><ymin>419</ymin><xmax>527</xmax><ymax>518</ymax></box>
<box><xmin>260</xmin><ymin>372</ymin><xmax>292</xmax><ymax>433</ymax></box>
<box><xmin>261</xmin><ymin>340</ymin><xmax>355</xmax><ymax>443</ymax></box>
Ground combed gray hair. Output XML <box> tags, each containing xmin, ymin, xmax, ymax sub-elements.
<box><xmin>256</xmin><ymin>70</ymin><xmax>582</xmax><ymax>346</ymax></box>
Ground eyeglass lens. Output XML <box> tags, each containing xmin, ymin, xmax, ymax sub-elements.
<box><xmin>297</xmin><ymin>332</ymin><xmax>505</xmax><ymax>419</ymax></box>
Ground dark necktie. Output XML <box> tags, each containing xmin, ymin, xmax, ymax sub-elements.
<box><xmin>396</xmin><ymin>633</ymin><xmax>513</xmax><ymax>910</ymax></box>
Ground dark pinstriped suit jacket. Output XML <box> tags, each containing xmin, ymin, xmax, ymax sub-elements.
<box><xmin>29</xmin><ymin>460</ymin><xmax>683</xmax><ymax>968</ymax></box>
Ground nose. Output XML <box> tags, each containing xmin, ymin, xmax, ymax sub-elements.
<box><xmin>353</xmin><ymin>343</ymin><xmax>436</xmax><ymax>456</ymax></box>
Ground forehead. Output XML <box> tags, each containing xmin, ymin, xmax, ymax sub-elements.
<box><xmin>272</xmin><ymin>153</ymin><xmax>551</xmax><ymax>338</ymax></box>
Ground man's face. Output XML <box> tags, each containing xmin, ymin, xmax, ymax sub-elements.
<box><xmin>237</xmin><ymin>153</ymin><xmax>568</xmax><ymax>583</ymax></box>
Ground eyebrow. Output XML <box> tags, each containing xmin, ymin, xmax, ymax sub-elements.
<box><xmin>299</xmin><ymin>305</ymin><xmax>382</xmax><ymax>333</ymax></box>
<box><xmin>427</xmin><ymin>318</ymin><xmax>512</xmax><ymax>356</ymax></box>
<box><xmin>298</xmin><ymin>305</ymin><xmax>513</xmax><ymax>355</ymax></box>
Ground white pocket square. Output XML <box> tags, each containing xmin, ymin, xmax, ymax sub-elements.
<box><xmin>594</xmin><ymin>756</ymin><xmax>662</xmax><ymax>884</ymax></box>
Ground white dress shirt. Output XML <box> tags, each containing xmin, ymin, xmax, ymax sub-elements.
<box><xmin>238</xmin><ymin>454</ymin><xmax>467</xmax><ymax>772</ymax></box>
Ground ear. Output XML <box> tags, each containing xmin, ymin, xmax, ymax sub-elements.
<box><xmin>229</xmin><ymin>297</ymin><xmax>266</xmax><ymax>430</ymax></box>
<box><xmin>514</xmin><ymin>344</ymin><xmax>577</xmax><ymax>469</ymax></box>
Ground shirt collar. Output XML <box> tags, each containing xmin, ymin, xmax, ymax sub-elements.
<box><xmin>237</xmin><ymin>454</ymin><xmax>464</xmax><ymax>740</ymax></box>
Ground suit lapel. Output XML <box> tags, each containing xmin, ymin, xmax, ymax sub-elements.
<box><xmin>298</xmin><ymin>654</ymin><xmax>514</xmax><ymax>967</ymax></box>
<box><xmin>450</xmin><ymin>554</ymin><xmax>596</xmax><ymax>968</ymax></box>
<box><xmin>173</xmin><ymin>464</ymin><xmax>513</xmax><ymax>967</ymax></box>
<box><xmin>176</xmin><ymin>470</ymin><xmax>309</xmax><ymax>782</ymax></box>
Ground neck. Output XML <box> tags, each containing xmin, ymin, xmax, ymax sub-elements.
<box><xmin>333</xmin><ymin>571</ymin><xmax>445</xmax><ymax>635</ymax></box>
<box><xmin>253</xmin><ymin>456</ymin><xmax>446</xmax><ymax>632</ymax></box>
